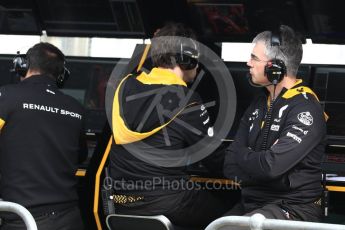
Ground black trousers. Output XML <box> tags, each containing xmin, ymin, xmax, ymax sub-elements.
<box><xmin>1</xmin><ymin>206</ymin><xmax>84</xmax><ymax>230</ymax></box>
<box><xmin>224</xmin><ymin>200</ymin><xmax>323</xmax><ymax>222</ymax></box>
<box><xmin>115</xmin><ymin>189</ymin><xmax>240</xmax><ymax>229</ymax></box>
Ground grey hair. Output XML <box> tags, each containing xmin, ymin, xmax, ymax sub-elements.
<box><xmin>252</xmin><ymin>25</ymin><xmax>303</xmax><ymax>76</ymax></box>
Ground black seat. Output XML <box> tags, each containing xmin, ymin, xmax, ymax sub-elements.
<box><xmin>106</xmin><ymin>214</ymin><xmax>173</xmax><ymax>230</ymax></box>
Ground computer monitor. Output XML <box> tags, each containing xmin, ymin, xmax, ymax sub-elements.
<box><xmin>35</xmin><ymin>0</ymin><xmax>145</xmax><ymax>38</ymax></box>
<box><xmin>188</xmin><ymin>0</ymin><xmax>250</xmax><ymax>42</ymax></box>
<box><xmin>313</xmin><ymin>66</ymin><xmax>345</xmax><ymax>143</ymax></box>
<box><xmin>63</xmin><ymin>56</ymin><xmax>130</xmax><ymax>134</ymax></box>
<box><xmin>0</xmin><ymin>55</ymin><xmax>18</xmax><ymax>86</ymax></box>
<box><xmin>302</xmin><ymin>0</ymin><xmax>345</xmax><ymax>44</ymax></box>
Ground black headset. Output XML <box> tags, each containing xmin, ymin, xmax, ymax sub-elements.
<box><xmin>175</xmin><ymin>39</ymin><xmax>199</xmax><ymax>70</ymax></box>
<box><xmin>264</xmin><ymin>30</ymin><xmax>286</xmax><ymax>85</ymax></box>
<box><xmin>11</xmin><ymin>51</ymin><xmax>70</xmax><ymax>88</ymax></box>
<box><xmin>56</xmin><ymin>66</ymin><xmax>70</xmax><ymax>88</ymax></box>
<box><xmin>11</xmin><ymin>52</ymin><xmax>28</xmax><ymax>77</ymax></box>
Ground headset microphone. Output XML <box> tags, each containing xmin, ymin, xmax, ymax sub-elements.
<box><xmin>247</xmin><ymin>73</ymin><xmax>273</xmax><ymax>88</ymax></box>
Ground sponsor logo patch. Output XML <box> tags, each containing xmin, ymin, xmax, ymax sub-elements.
<box><xmin>297</xmin><ymin>112</ymin><xmax>313</xmax><ymax>126</ymax></box>
<box><xmin>292</xmin><ymin>125</ymin><xmax>308</xmax><ymax>135</ymax></box>
<box><xmin>270</xmin><ymin>124</ymin><xmax>280</xmax><ymax>131</ymax></box>
<box><xmin>278</xmin><ymin>105</ymin><xmax>289</xmax><ymax>118</ymax></box>
<box><xmin>286</xmin><ymin>132</ymin><xmax>302</xmax><ymax>143</ymax></box>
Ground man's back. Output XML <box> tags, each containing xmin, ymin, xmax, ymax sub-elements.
<box><xmin>0</xmin><ymin>74</ymin><xmax>84</xmax><ymax>209</ymax></box>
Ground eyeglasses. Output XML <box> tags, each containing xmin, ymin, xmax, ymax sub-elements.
<box><xmin>250</xmin><ymin>54</ymin><xmax>269</xmax><ymax>63</ymax></box>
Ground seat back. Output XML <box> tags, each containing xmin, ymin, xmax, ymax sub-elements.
<box><xmin>106</xmin><ymin>214</ymin><xmax>174</xmax><ymax>230</ymax></box>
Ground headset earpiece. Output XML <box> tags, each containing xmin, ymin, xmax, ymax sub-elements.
<box><xmin>264</xmin><ymin>59</ymin><xmax>286</xmax><ymax>85</ymax></box>
<box><xmin>265</xmin><ymin>29</ymin><xmax>286</xmax><ymax>85</ymax></box>
<box><xmin>175</xmin><ymin>39</ymin><xmax>199</xmax><ymax>71</ymax></box>
<box><xmin>11</xmin><ymin>52</ymin><xmax>28</xmax><ymax>77</ymax></box>
<box><xmin>56</xmin><ymin>66</ymin><xmax>70</xmax><ymax>88</ymax></box>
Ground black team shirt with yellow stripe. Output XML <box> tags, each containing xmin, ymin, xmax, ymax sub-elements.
<box><xmin>110</xmin><ymin>68</ymin><xmax>224</xmax><ymax>197</ymax></box>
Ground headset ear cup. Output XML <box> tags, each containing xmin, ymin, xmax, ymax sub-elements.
<box><xmin>11</xmin><ymin>54</ymin><xmax>28</xmax><ymax>77</ymax></box>
<box><xmin>56</xmin><ymin>67</ymin><xmax>70</xmax><ymax>88</ymax></box>
<box><xmin>265</xmin><ymin>59</ymin><xmax>286</xmax><ymax>84</ymax></box>
<box><xmin>176</xmin><ymin>54</ymin><xmax>198</xmax><ymax>70</ymax></box>
<box><xmin>175</xmin><ymin>39</ymin><xmax>199</xmax><ymax>71</ymax></box>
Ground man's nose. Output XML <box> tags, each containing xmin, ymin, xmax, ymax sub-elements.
<box><xmin>246</xmin><ymin>59</ymin><xmax>252</xmax><ymax>67</ymax></box>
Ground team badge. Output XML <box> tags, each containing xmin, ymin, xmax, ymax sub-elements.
<box><xmin>297</xmin><ymin>112</ymin><xmax>313</xmax><ymax>126</ymax></box>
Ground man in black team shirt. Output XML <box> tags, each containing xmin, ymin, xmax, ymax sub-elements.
<box><xmin>0</xmin><ymin>42</ymin><xmax>85</xmax><ymax>230</ymax></box>
<box><xmin>224</xmin><ymin>25</ymin><xmax>328</xmax><ymax>222</ymax></box>
<box><xmin>109</xmin><ymin>23</ymin><xmax>232</xmax><ymax>228</ymax></box>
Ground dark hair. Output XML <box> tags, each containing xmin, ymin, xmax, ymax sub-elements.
<box><xmin>26</xmin><ymin>42</ymin><xmax>65</xmax><ymax>79</ymax></box>
<box><xmin>150</xmin><ymin>22</ymin><xmax>197</xmax><ymax>68</ymax></box>
<box><xmin>253</xmin><ymin>25</ymin><xmax>303</xmax><ymax>76</ymax></box>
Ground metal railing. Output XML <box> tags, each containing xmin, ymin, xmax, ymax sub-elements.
<box><xmin>206</xmin><ymin>213</ymin><xmax>345</xmax><ymax>230</ymax></box>
<box><xmin>0</xmin><ymin>201</ymin><xmax>37</xmax><ymax>230</ymax></box>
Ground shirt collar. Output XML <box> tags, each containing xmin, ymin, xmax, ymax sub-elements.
<box><xmin>136</xmin><ymin>68</ymin><xmax>187</xmax><ymax>87</ymax></box>
<box><xmin>21</xmin><ymin>74</ymin><xmax>57</xmax><ymax>87</ymax></box>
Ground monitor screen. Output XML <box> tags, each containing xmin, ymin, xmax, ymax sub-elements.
<box><xmin>313</xmin><ymin>66</ymin><xmax>345</xmax><ymax>142</ymax></box>
<box><xmin>302</xmin><ymin>0</ymin><xmax>345</xmax><ymax>44</ymax></box>
<box><xmin>0</xmin><ymin>55</ymin><xmax>18</xmax><ymax>86</ymax></box>
<box><xmin>188</xmin><ymin>0</ymin><xmax>306</xmax><ymax>43</ymax></box>
<box><xmin>63</xmin><ymin>57</ymin><xmax>132</xmax><ymax>133</ymax></box>
<box><xmin>247</xmin><ymin>0</ymin><xmax>307</xmax><ymax>43</ymax></box>
<box><xmin>35</xmin><ymin>0</ymin><xmax>146</xmax><ymax>38</ymax></box>
<box><xmin>188</xmin><ymin>1</ymin><xmax>250</xmax><ymax>42</ymax></box>
<box><xmin>0</xmin><ymin>0</ymin><xmax>41</xmax><ymax>35</ymax></box>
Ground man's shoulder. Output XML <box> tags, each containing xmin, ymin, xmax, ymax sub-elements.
<box><xmin>0</xmin><ymin>84</ymin><xmax>25</xmax><ymax>99</ymax></box>
<box><xmin>285</xmin><ymin>92</ymin><xmax>322</xmax><ymax>110</ymax></box>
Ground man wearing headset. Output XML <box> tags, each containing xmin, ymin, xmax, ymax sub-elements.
<box><xmin>223</xmin><ymin>25</ymin><xmax>327</xmax><ymax>221</ymax></box>
<box><xmin>109</xmin><ymin>23</ymin><xmax>231</xmax><ymax>228</ymax></box>
<box><xmin>0</xmin><ymin>43</ymin><xmax>85</xmax><ymax>229</ymax></box>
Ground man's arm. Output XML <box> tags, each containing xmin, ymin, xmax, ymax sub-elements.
<box><xmin>223</xmin><ymin>109</ymin><xmax>254</xmax><ymax>183</ymax></box>
<box><xmin>235</xmin><ymin>100</ymin><xmax>326</xmax><ymax>181</ymax></box>
<box><xmin>175</xmin><ymin>92</ymin><xmax>227</xmax><ymax>174</ymax></box>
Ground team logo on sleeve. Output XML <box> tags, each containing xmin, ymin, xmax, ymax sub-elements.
<box><xmin>297</xmin><ymin>112</ymin><xmax>313</xmax><ymax>126</ymax></box>
<box><xmin>278</xmin><ymin>105</ymin><xmax>288</xmax><ymax>118</ymax></box>
<box><xmin>292</xmin><ymin>125</ymin><xmax>308</xmax><ymax>135</ymax></box>
<box><xmin>286</xmin><ymin>132</ymin><xmax>302</xmax><ymax>143</ymax></box>
<box><xmin>270</xmin><ymin>124</ymin><xmax>280</xmax><ymax>131</ymax></box>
